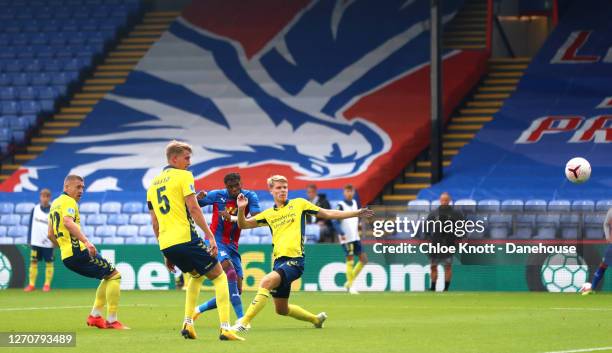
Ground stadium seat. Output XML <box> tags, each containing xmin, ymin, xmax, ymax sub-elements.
<box><xmin>488</xmin><ymin>214</ymin><xmax>512</xmax><ymax>239</ymax></box>
<box><xmin>87</xmin><ymin>214</ymin><xmax>107</xmax><ymax>226</ymax></box>
<box><xmin>584</xmin><ymin>214</ymin><xmax>605</xmax><ymax>239</ymax></box>
<box><xmin>0</xmin><ymin>214</ymin><xmax>20</xmax><ymax>226</ymax></box>
<box><xmin>116</xmin><ymin>225</ymin><xmax>138</xmax><ymax>238</ymax></box>
<box><xmin>454</xmin><ymin>199</ymin><xmax>476</xmax><ymax>213</ymax></box>
<box><xmin>146</xmin><ymin>237</ymin><xmax>158</xmax><ymax>245</ymax></box>
<box><xmin>571</xmin><ymin>200</ymin><xmax>595</xmax><ymax>212</ymax></box>
<box><xmin>107</xmin><ymin>214</ymin><xmax>129</xmax><ymax>225</ymax></box>
<box><xmin>240</xmin><ymin>235</ymin><xmax>259</xmax><ymax>244</ymax></box>
<box><xmin>595</xmin><ymin>200</ymin><xmax>612</xmax><ymax>212</ymax></box>
<box><xmin>0</xmin><ymin>226</ymin><xmax>7</xmax><ymax>237</ymax></box>
<box><xmin>305</xmin><ymin>224</ymin><xmax>320</xmax><ymax>242</ymax></box>
<box><xmin>80</xmin><ymin>202</ymin><xmax>100</xmax><ymax>214</ymax></box>
<box><xmin>476</xmin><ymin>199</ymin><xmax>500</xmax><ymax>213</ymax></box>
<box><xmin>122</xmin><ymin>202</ymin><xmax>143</xmax><ymax>214</ymax></box>
<box><xmin>535</xmin><ymin>214</ymin><xmax>560</xmax><ymax>239</ymax></box>
<box><xmin>128</xmin><ymin>213</ymin><xmax>149</xmax><ymax>226</ymax></box>
<box><xmin>7</xmin><ymin>225</ymin><xmax>28</xmax><ymax>238</ymax></box>
<box><xmin>524</xmin><ymin>200</ymin><xmax>547</xmax><ymax>212</ymax></box>
<box><xmin>125</xmin><ymin>236</ymin><xmax>146</xmax><ymax>244</ymax></box>
<box><xmin>407</xmin><ymin>200</ymin><xmax>430</xmax><ymax>212</ymax></box>
<box><xmin>466</xmin><ymin>214</ymin><xmax>487</xmax><ymax>239</ymax></box>
<box><xmin>15</xmin><ymin>202</ymin><xmax>35</xmax><ymax>214</ymax></box>
<box><xmin>0</xmin><ymin>202</ymin><xmax>15</xmax><ymax>214</ymax></box>
<box><xmin>547</xmin><ymin>200</ymin><xmax>570</xmax><ymax>212</ymax></box>
<box><xmin>559</xmin><ymin>214</ymin><xmax>580</xmax><ymax>239</ymax></box>
<box><xmin>101</xmin><ymin>201</ymin><xmax>121</xmax><ymax>214</ymax></box>
<box><xmin>20</xmin><ymin>214</ymin><xmax>31</xmax><ymax>226</ymax></box>
<box><xmin>252</xmin><ymin>226</ymin><xmax>271</xmax><ymax>238</ymax></box>
<box><xmin>82</xmin><ymin>225</ymin><xmax>95</xmax><ymax>237</ymax></box>
<box><xmin>138</xmin><ymin>225</ymin><xmax>154</xmax><ymax>237</ymax></box>
<box><xmin>0</xmin><ymin>238</ymin><xmax>12</xmax><ymax>244</ymax></box>
<box><xmin>514</xmin><ymin>214</ymin><xmax>535</xmax><ymax>239</ymax></box>
<box><xmin>95</xmin><ymin>225</ymin><xmax>116</xmax><ymax>238</ymax></box>
<box><xmin>103</xmin><ymin>237</ymin><xmax>124</xmax><ymax>244</ymax></box>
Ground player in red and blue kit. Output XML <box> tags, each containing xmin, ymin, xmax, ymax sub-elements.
<box><xmin>193</xmin><ymin>173</ymin><xmax>261</xmax><ymax>322</ymax></box>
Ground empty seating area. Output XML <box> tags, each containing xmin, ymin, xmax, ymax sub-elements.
<box><xmin>395</xmin><ymin>199</ymin><xmax>612</xmax><ymax>240</ymax></box>
<box><xmin>0</xmin><ymin>0</ymin><xmax>142</xmax><ymax>155</ymax></box>
<box><xmin>0</xmin><ymin>200</ymin><xmax>321</xmax><ymax>245</ymax></box>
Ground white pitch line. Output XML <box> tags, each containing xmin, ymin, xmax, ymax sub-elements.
<box><xmin>543</xmin><ymin>347</ymin><xmax>612</xmax><ymax>353</ymax></box>
<box><xmin>552</xmin><ymin>307</ymin><xmax>612</xmax><ymax>312</ymax></box>
<box><xmin>0</xmin><ymin>304</ymin><xmax>158</xmax><ymax>312</ymax></box>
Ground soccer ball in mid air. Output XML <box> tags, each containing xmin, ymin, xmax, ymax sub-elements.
<box><xmin>565</xmin><ymin>157</ymin><xmax>591</xmax><ymax>184</ymax></box>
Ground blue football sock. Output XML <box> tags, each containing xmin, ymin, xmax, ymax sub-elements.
<box><xmin>197</xmin><ymin>297</ymin><xmax>217</xmax><ymax>314</ymax></box>
<box><xmin>591</xmin><ymin>264</ymin><xmax>607</xmax><ymax>289</ymax></box>
<box><xmin>229</xmin><ymin>280</ymin><xmax>244</xmax><ymax>318</ymax></box>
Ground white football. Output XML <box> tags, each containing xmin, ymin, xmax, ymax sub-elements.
<box><xmin>579</xmin><ymin>282</ymin><xmax>592</xmax><ymax>293</ymax></box>
<box><xmin>565</xmin><ymin>157</ymin><xmax>591</xmax><ymax>184</ymax></box>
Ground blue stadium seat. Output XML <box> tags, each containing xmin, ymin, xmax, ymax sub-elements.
<box><xmin>252</xmin><ymin>227</ymin><xmax>271</xmax><ymax>237</ymax></box>
<box><xmin>38</xmin><ymin>86</ymin><xmax>59</xmax><ymax>100</ymax></box>
<box><xmin>130</xmin><ymin>213</ymin><xmax>149</xmax><ymax>226</ymax></box>
<box><xmin>138</xmin><ymin>225</ymin><xmax>154</xmax><ymax>237</ymax></box>
<box><xmin>407</xmin><ymin>200</ymin><xmax>429</xmax><ymax>212</ymax></box>
<box><xmin>304</xmin><ymin>224</ymin><xmax>320</xmax><ymax>242</ymax></box>
<box><xmin>595</xmin><ymin>200</ymin><xmax>612</xmax><ymax>212</ymax></box>
<box><xmin>42</xmin><ymin>59</ymin><xmax>62</xmax><ymax>72</ymax></box>
<box><xmin>11</xmin><ymin>73</ymin><xmax>30</xmax><ymax>86</ymax></box>
<box><xmin>0</xmin><ymin>87</ymin><xmax>16</xmax><ymax>100</ymax></box>
<box><xmin>0</xmin><ymin>226</ymin><xmax>7</xmax><ymax>237</ymax></box>
<box><xmin>547</xmin><ymin>200</ymin><xmax>570</xmax><ymax>212</ymax></box>
<box><xmin>125</xmin><ymin>236</ymin><xmax>146</xmax><ymax>244</ymax></box>
<box><xmin>5</xmin><ymin>60</ymin><xmax>22</xmax><ymax>72</ymax></box>
<box><xmin>23</xmin><ymin>59</ymin><xmax>42</xmax><ymax>72</ymax></box>
<box><xmin>103</xmin><ymin>237</ymin><xmax>124</xmax><ymax>244</ymax></box>
<box><xmin>455</xmin><ymin>199</ymin><xmax>476</xmax><ymax>213</ymax></box>
<box><xmin>514</xmin><ymin>214</ymin><xmax>535</xmax><ymax>239</ymax></box>
<box><xmin>40</xmin><ymin>99</ymin><xmax>55</xmax><ymax>113</ymax></box>
<box><xmin>1</xmin><ymin>101</ymin><xmax>19</xmax><ymax>115</ymax></box>
<box><xmin>95</xmin><ymin>225</ymin><xmax>116</xmax><ymax>238</ymax></box>
<box><xmin>12</xmin><ymin>130</ymin><xmax>26</xmax><ymax>145</ymax></box>
<box><xmin>15</xmin><ymin>202</ymin><xmax>35</xmax><ymax>214</ymax></box>
<box><xmin>0</xmin><ymin>238</ymin><xmax>12</xmax><ymax>244</ymax></box>
<box><xmin>240</xmin><ymin>235</ymin><xmax>259</xmax><ymax>244</ymax></box>
<box><xmin>87</xmin><ymin>214</ymin><xmax>107</xmax><ymax>226</ymax></box>
<box><xmin>80</xmin><ymin>202</ymin><xmax>100</xmax><ymax>214</ymax></box>
<box><xmin>524</xmin><ymin>200</ymin><xmax>547</xmax><ymax>212</ymax></box>
<box><xmin>17</xmin><ymin>86</ymin><xmax>38</xmax><ymax>100</ymax></box>
<box><xmin>82</xmin><ymin>225</ymin><xmax>95</xmax><ymax>237</ymax></box>
<box><xmin>101</xmin><ymin>201</ymin><xmax>121</xmax><ymax>214</ymax></box>
<box><xmin>535</xmin><ymin>214</ymin><xmax>560</xmax><ymax>239</ymax></box>
<box><xmin>477</xmin><ymin>199</ymin><xmax>500</xmax><ymax>213</ymax></box>
<box><xmin>20</xmin><ymin>214</ymin><xmax>31</xmax><ymax>226</ymax></box>
<box><xmin>122</xmin><ymin>202</ymin><xmax>143</xmax><ymax>214</ymax></box>
<box><xmin>0</xmin><ymin>202</ymin><xmax>15</xmax><ymax>214</ymax></box>
<box><xmin>107</xmin><ymin>214</ymin><xmax>129</xmax><ymax>225</ymax></box>
<box><xmin>488</xmin><ymin>214</ymin><xmax>512</xmax><ymax>239</ymax></box>
<box><xmin>7</xmin><ymin>225</ymin><xmax>28</xmax><ymax>238</ymax></box>
<box><xmin>560</xmin><ymin>214</ymin><xmax>580</xmax><ymax>239</ymax></box>
<box><xmin>116</xmin><ymin>225</ymin><xmax>138</xmax><ymax>238</ymax></box>
<box><xmin>584</xmin><ymin>214</ymin><xmax>605</xmax><ymax>239</ymax></box>
<box><xmin>20</xmin><ymin>100</ymin><xmax>42</xmax><ymax>115</ymax></box>
<box><xmin>571</xmin><ymin>200</ymin><xmax>595</xmax><ymax>212</ymax></box>
<box><xmin>31</xmin><ymin>72</ymin><xmax>51</xmax><ymax>85</ymax></box>
<box><xmin>466</xmin><ymin>214</ymin><xmax>487</xmax><ymax>239</ymax></box>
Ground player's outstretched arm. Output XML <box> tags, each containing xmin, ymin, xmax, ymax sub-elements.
<box><xmin>316</xmin><ymin>207</ymin><xmax>375</xmax><ymax>220</ymax></box>
<box><xmin>63</xmin><ymin>216</ymin><xmax>97</xmax><ymax>257</ymax></box>
<box><xmin>237</xmin><ymin>193</ymin><xmax>259</xmax><ymax>229</ymax></box>
<box><xmin>185</xmin><ymin>194</ymin><xmax>218</xmax><ymax>257</ymax></box>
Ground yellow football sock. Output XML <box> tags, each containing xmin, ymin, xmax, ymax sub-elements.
<box><xmin>242</xmin><ymin>287</ymin><xmax>270</xmax><ymax>325</ymax></box>
<box><xmin>44</xmin><ymin>262</ymin><xmax>54</xmax><ymax>286</ymax></box>
<box><xmin>185</xmin><ymin>275</ymin><xmax>205</xmax><ymax>319</ymax></box>
<box><xmin>105</xmin><ymin>273</ymin><xmax>121</xmax><ymax>322</ymax></box>
<box><xmin>352</xmin><ymin>261</ymin><xmax>365</xmax><ymax>283</ymax></box>
<box><xmin>28</xmin><ymin>261</ymin><xmax>38</xmax><ymax>287</ymax></box>
<box><xmin>92</xmin><ymin>279</ymin><xmax>108</xmax><ymax>316</ymax></box>
<box><xmin>287</xmin><ymin>304</ymin><xmax>318</xmax><ymax>324</ymax></box>
<box><xmin>345</xmin><ymin>260</ymin><xmax>354</xmax><ymax>287</ymax></box>
<box><xmin>211</xmin><ymin>273</ymin><xmax>231</xmax><ymax>328</ymax></box>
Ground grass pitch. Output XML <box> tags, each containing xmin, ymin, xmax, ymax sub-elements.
<box><xmin>0</xmin><ymin>289</ymin><xmax>610</xmax><ymax>353</ymax></box>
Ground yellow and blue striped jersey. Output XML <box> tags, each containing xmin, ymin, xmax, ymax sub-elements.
<box><xmin>49</xmin><ymin>193</ymin><xmax>86</xmax><ymax>260</ymax></box>
<box><xmin>254</xmin><ymin>198</ymin><xmax>319</xmax><ymax>259</ymax></box>
<box><xmin>146</xmin><ymin>167</ymin><xmax>198</xmax><ymax>250</ymax></box>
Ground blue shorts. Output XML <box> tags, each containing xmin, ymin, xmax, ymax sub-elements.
<box><xmin>342</xmin><ymin>240</ymin><xmax>363</xmax><ymax>257</ymax></box>
<box><xmin>271</xmin><ymin>257</ymin><xmax>304</xmax><ymax>299</ymax></box>
<box><xmin>217</xmin><ymin>243</ymin><xmax>243</xmax><ymax>279</ymax></box>
<box><xmin>162</xmin><ymin>238</ymin><xmax>218</xmax><ymax>277</ymax></box>
<box><xmin>63</xmin><ymin>250</ymin><xmax>115</xmax><ymax>280</ymax></box>
<box><xmin>603</xmin><ymin>244</ymin><xmax>612</xmax><ymax>266</ymax></box>
<box><xmin>31</xmin><ymin>246</ymin><xmax>54</xmax><ymax>262</ymax></box>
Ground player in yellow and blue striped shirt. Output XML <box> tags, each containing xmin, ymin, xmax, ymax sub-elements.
<box><xmin>232</xmin><ymin>175</ymin><xmax>374</xmax><ymax>332</ymax></box>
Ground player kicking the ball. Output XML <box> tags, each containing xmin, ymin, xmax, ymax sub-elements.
<box><xmin>232</xmin><ymin>175</ymin><xmax>374</xmax><ymax>332</ymax></box>
<box><xmin>580</xmin><ymin>207</ymin><xmax>612</xmax><ymax>295</ymax></box>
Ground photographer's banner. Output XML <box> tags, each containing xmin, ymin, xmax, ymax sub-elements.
<box><xmin>3</xmin><ymin>244</ymin><xmax>610</xmax><ymax>292</ymax></box>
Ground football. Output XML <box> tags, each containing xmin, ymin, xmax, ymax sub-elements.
<box><xmin>565</xmin><ymin>157</ymin><xmax>591</xmax><ymax>184</ymax></box>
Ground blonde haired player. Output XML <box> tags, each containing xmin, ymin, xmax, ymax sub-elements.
<box><xmin>48</xmin><ymin>175</ymin><xmax>128</xmax><ymax>329</ymax></box>
<box><xmin>233</xmin><ymin>175</ymin><xmax>374</xmax><ymax>332</ymax></box>
<box><xmin>146</xmin><ymin>140</ymin><xmax>243</xmax><ymax>341</ymax></box>
<box><xmin>24</xmin><ymin>189</ymin><xmax>54</xmax><ymax>292</ymax></box>
<box><xmin>333</xmin><ymin>184</ymin><xmax>368</xmax><ymax>294</ymax></box>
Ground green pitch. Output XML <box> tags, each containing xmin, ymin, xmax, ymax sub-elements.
<box><xmin>0</xmin><ymin>290</ymin><xmax>610</xmax><ymax>353</ymax></box>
